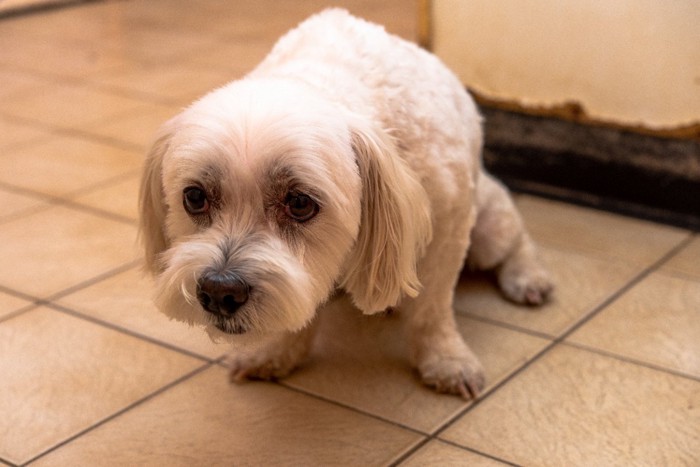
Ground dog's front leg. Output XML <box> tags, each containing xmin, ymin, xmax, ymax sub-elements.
<box><xmin>404</xmin><ymin>229</ymin><xmax>485</xmax><ymax>399</ymax></box>
<box><xmin>225</xmin><ymin>319</ymin><xmax>318</xmax><ymax>382</ymax></box>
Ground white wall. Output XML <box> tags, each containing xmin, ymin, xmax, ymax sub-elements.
<box><xmin>431</xmin><ymin>0</ymin><xmax>700</xmax><ymax>131</ymax></box>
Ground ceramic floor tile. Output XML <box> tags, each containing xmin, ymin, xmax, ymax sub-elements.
<box><xmin>0</xmin><ymin>291</ymin><xmax>32</xmax><ymax>320</ymax></box>
<box><xmin>108</xmin><ymin>0</ymin><xmax>233</xmax><ymax>34</ymax></box>
<box><xmin>0</xmin><ymin>135</ymin><xmax>142</xmax><ymax>197</ymax></box>
<box><xmin>187</xmin><ymin>38</ymin><xmax>275</xmax><ymax>76</ymax></box>
<box><xmin>1</xmin><ymin>82</ymin><xmax>145</xmax><ymax>130</ymax></box>
<box><xmin>103</xmin><ymin>28</ymin><xmax>217</xmax><ymax>66</ymax></box>
<box><xmin>69</xmin><ymin>175</ymin><xmax>140</xmax><ymax>221</ymax></box>
<box><xmin>92</xmin><ymin>63</ymin><xmax>232</xmax><ymax>103</ymax></box>
<box><xmin>0</xmin><ymin>69</ymin><xmax>51</xmax><ymax>102</ymax></box>
<box><xmin>569</xmin><ymin>271</ymin><xmax>700</xmax><ymax>378</ymax></box>
<box><xmin>284</xmin><ymin>295</ymin><xmax>549</xmax><ymax>433</ymax></box>
<box><xmin>57</xmin><ymin>267</ymin><xmax>227</xmax><ymax>360</ymax></box>
<box><xmin>517</xmin><ymin>195</ymin><xmax>689</xmax><ymax>267</ymax></box>
<box><xmin>0</xmin><ymin>307</ymin><xmax>203</xmax><ymax>465</ymax></box>
<box><xmin>32</xmin><ymin>365</ymin><xmax>423</xmax><ymax>466</ymax></box>
<box><xmin>0</xmin><ymin>1</ymin><xmax>133</xmax><ymax>47</ymax></box>
<box><xmin>83</xmin><ymin>104</ymin><xmax>180</xmax><ymax>150</ymax></box>
<box><xmin>441</xmin><ymin>345</ymin><xmax>700</xmax><ymax>466</ymax></box>
<box><xmin>206</xmin><ymin>0</ymin><xmax>419</xmax><ymax>42</ymax></box>
<box><xmin>402</xmin><ymin>440</ymin><xmax>507</xmax><ymax>466</ymax></box>
<box><xmin>0</xmin><ymin>117</ymin><xmax>53</xmax><ymax>151</ymax></box>
<box><xmin>455</xmin><ymin>244</ymin><xmax>640</xmax><ymax>337</ymax></box>
<box><xmin>663</xmin><ymin>236</ymin><xmax>700</xmax><ymax>280</ymax></box>
<box><xmin>2</xmin><ymin>1</ymin><xmax>696</xmax><ymax>465</ymax></box>
<box><xmin>0</xmin><ymin>205</ymin><xmax>138</xmax><ymax>298</ymax></box>
<box><xmin>0</xmin><ymin>33</ymin><xmax>130</xmax><ymax>78</ymax></box>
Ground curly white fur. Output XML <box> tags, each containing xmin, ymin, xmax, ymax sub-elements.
<box><xmin>139</xmin><ymin>9</ymin><xmax>553</xmax><ymax>398</ymax></box>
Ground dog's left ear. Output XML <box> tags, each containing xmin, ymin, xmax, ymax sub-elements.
<box><xmin>340</xmin><ymin>121</ymin><xmax>433</xmax><ymax>314</ymax></box>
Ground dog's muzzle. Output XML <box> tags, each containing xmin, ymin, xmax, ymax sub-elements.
<box><xmin>196</xmin><ymin>270</ymin><xmax>250</xmax><ymax>320</ymax></box>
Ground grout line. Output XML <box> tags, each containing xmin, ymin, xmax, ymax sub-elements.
<box><xmin>388</xmin><ymin>438</ymin><xmax>431</xmax><ymax>467</ymax></box>
<box><xmin>0</xmin><ymin>0</ymin><xmax>105</xmax><ymax>20</ymax></box>
<box><xmin>0</xmin><ymin>260</ymin><xmax>141</xmax><ymax>321</ymax></box>
<box><xmin>22</xmin><ymin>362</ymin><xmax>214</xmax><ymax>466</ymax></box>
<box><xmin>52</xmin><ymin>198</ymin><xmax>138</xmax><ymax>226</ymax></box>
<box><xmin>389</xmin><ymin>437</ymin><xmax>520</xmax><ymax>467</ymax></box>
<box><xmin>0</xmin><ymin>180</ymin><xmax>60</xmax><ymax>202</ymax></box>
<box><xmin>44</xmin><ymin>260</ymin><xmax>142</xmax><ymax>302</ymax></box>
<box><xmin>278</xmin><ymin>381</ymin><xmax>430</xmax><ymax>438</ymax></box>
<box><xmin>90</xmin><ymin>82</ymin><xmax>182</xmax><ymax>107</ymax></box>
<box><xmin>60</xmin><ymin>169</ymin><xmax>142</xmax><ymax>198</ymax></box>
<box><xmin>0</xmin><ymin>44</ymin><xmax>220</xmax><ymax>107</ymax></box>
<box><xmin>0</xmin><ymin>283</ymin><xmax>44</xmax><ymax>304</ymax></box>
<box><xmin>0</xmin><ymin>111</ymin><xmax>146</xmax><ymax>153</ymax></box>
<box><xmin>0</xmin><ymin>181</ymin><xmax>59</xmax><ymax>206</ymax></box>
<box><xmin>456</xmin><ymin>309</ymin><xmax>556</xmax><ymax>341</ymax></box>
<box><xmin>47</xmin><ymin>301</ymin><xmax>218</xmax><ymax>364</ymax></box>
<box><xmin>562</xmin><ymin>341</ymin><xmax>700</xmax><ymax>383</ymax></box>
<box><xmin>0</xmin><ymin>302</ymin><xmax>42</xmax><ymax>326</ymax></box>
<box><xmin>436</xmin><ymin>439</ymin><xmax>522</xmax><ymax>466</ymax></box>
<box><xmin>0</xmin><ymin>202</ymin><xmax>57</xmax><ymax>226</ymax></box>
<box><xmin>0</xmin><ymin>132</ymin><xmax>56</xmax><ymax>155</ymax></box>
<box><xmin>0</xmin><ymin>177</ymin><xmax>139</xmax><ymax>227</ymax></box>
<box><xmin>0</xmin><ymin>60</ymin><xmax>177</xmax><ymax>108</ymax></box>
<box><xmin>54</xmin><ymin>127</ymin><xmax>146</xmax><ymax>153</ymax></box>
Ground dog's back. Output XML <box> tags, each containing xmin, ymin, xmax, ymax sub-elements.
<box><xmin>250</xmin><ymin>8</ymin><xmax>483</xmax><ymax>173</ymax></box>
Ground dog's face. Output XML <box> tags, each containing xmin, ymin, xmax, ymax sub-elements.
<box><xmin>139</xmin><ymin>79</ymin><xmax>432</xmax><ymax>340</ymax></box>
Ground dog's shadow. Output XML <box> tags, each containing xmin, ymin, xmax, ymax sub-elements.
<box><xmin>285</xmin><ymin>270</ymin><xmax>503</xmax><ymax>394</ymax></box>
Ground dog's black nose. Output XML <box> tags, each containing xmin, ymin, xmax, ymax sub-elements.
<box><xmin>196</xmin><ymin>271</ymin><xmax>249</xmax><ymax>317</ymax></box>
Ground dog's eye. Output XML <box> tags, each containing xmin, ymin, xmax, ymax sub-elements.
<box><xmin>183</xmin><ymin>186</ymin><xmax>209</xmax><ymax>215</ymax></box>
<box><xmin>284</xmin><ymin>193</ymin><xmax>319</xmax><ymax>222</ymax></box>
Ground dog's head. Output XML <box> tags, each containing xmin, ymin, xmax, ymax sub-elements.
<box><xmin>139</xmin><ymin>78</ymin><xmax>431</xmax><ymax>339</ymax></box>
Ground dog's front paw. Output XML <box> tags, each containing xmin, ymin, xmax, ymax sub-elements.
<box><xmin>417</xmin><ymin>347</ymin><xmax>485</xmax><ymax>399</ymax></box>
<box><xmin>225</xmin><ymin>349</ymin><xmax>301</xmax><ymax>382</ymax></box>
<box><xmin>224</xmin><ymin>329</ymin><xmax>314</xmax><ymax>382</ymax></box>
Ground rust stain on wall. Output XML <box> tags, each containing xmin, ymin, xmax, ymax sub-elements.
<box><xmin>471</xmin><ymin>90</ymin><xmax>700</xmax><ymax>141</ymax></box>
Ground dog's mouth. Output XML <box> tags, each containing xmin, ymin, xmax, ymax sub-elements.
<box><xmin>213</xmin><ymin>317</ymin><xmax>248</xmax><ymax>335</ymax></box>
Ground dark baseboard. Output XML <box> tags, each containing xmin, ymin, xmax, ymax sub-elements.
<box><xmin>481</xmin><ymin>107</ymin><xmax>700</xmax><ymax>231</ymax></box>
<box><xmin>0</xmin><ymin>0</ymin><xmax>102</xmax><ymax>19</ymax></box>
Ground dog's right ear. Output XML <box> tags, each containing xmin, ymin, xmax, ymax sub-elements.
<box><xmin>340</xmin><ymin>119</ymin><xmax>432</xmax><ymax>314</ymax></box>
<box><xmin>138</xmin><ymin>120</ymin><xmax>175</xmax><ymax>273</ymax></box>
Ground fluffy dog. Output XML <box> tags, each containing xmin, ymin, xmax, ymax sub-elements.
<box><xmin>139</xmin><ymin>9</ymin><xmax>553</xmax><ymax>398</ymax></box>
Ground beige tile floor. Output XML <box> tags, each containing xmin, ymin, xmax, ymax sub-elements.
<box><xmin>0</xmin><ymin>1</ymin><xmax>698</xmax><ymax>466</ymax></box>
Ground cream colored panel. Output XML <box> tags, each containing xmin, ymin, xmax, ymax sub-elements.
<box><xmin>432</xmin><ymin>0</ymin><xmax>700</xmax><ymax>129</ymax></box>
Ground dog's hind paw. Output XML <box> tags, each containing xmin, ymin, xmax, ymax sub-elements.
<box><xmin>497</xmin><ymin>242</ymin><xmax>554</xmax><ymax>307</ymax></box>
<box><xmin>499</xmin><ymin>262</ymin><xmax>554</xmax><ymax>306</ymax></box>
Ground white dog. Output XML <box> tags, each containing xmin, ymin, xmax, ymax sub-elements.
<box><xmin>139</xmin><ymin>9</ymin><xmax>553</xmax><ymax>398</ymax></box>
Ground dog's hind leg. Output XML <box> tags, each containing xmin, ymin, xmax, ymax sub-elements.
<box><xmin>467</xmin><ymin>172</ymin><xmax>553</xmax><ymax>305</ymax></box>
